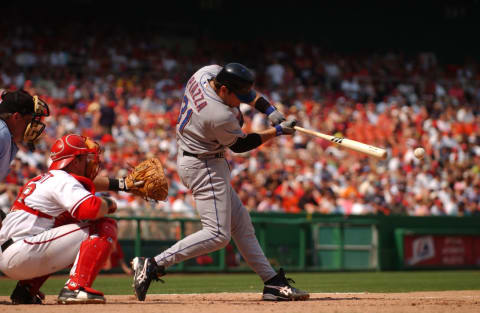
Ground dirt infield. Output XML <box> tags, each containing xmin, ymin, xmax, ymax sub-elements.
<box><xmin>1</xmin><ymin>291</ymin><xmax>479</xmax><ymax>313</ymax></box>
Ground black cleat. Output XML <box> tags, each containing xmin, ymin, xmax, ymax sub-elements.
<box><xmin>10</xmin><ymin>282</ymin><xmax>44</xmax><ymax>305</ymax></box>
<box><xmin>262</xmin><ymin>268</ymin><xmax>310</xmax><ymax>301</ymax></box>
<box><xmin>57</xmin><ymin>286</ymin><xmax>106</xmax><ymax>304</ymax></box>
<box><xmin>132</xmin><ymin>257</ymin><xmax>165</xmax><ymax>301</ymax></box>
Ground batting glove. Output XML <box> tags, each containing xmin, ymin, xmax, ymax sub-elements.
<box><xmin>275</xmin><ymin>118</ymin><xmax>297</xmax><ymax>136</ymax></box>
<box><xmin>268</xmin><ymin>110</ymin><xmax>286</xmax><ymax>126</ymax></box>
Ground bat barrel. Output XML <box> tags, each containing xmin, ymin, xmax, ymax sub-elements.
<box><xmin>294</xmin><ymin>126</ymin><xmax>387</xmax><ymax>159</ymax></box>
<box><xmin>342</xmin><ymin>138</ymin><xmax>387</xmax><ymax>159</ymax></box>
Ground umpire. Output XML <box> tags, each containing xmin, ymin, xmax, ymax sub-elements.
<box><xmin>0</xmin><ymin>88</ymin><xmax>49</xmax><ymax>237</ymax></box>
<box><xmin>0</xmin><ymin>89</ymin><xmax>50</xmax><ymax>181</ymax></box>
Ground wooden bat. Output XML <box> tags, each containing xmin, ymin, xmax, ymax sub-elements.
<box><xmin>294</xmin><ymin>126</ymin><xmax>387</xmax><ymax>159</ymax></box>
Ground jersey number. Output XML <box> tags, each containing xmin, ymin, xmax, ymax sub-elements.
<box><xmin>177</xmin><ymin>96</ymin><xmax>193</xmax><ymax>133</ymax></box>
<box><xmin>16</xmin><ymin>172</ymin><xmax>54</xmax><ymax>203</ymax></box>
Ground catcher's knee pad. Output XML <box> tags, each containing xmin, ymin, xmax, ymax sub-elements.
<box><xmin>90</xmin><ymin>217</ymin><xmax>117</xmax><ymax>242</ymax></box>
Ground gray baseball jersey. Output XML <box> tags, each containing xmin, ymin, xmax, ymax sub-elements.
<box><xmin>176</xmin><ymin>65</ymin><xmax>246</xmax><ymax>155</ymax></box>
<box><xmin>154</xmin><ymin>65</ymin><xmax>276</xmax><ymax>282</ymax></box>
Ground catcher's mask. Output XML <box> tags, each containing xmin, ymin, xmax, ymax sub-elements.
<box><xmin>24</xmin><ymin>95</ymin><xmax>50</xmax><ymax>150</ymax></box>
<box><xmin>0</xmin><ymin>90</ymin><xmax>50</xmax><ymax>151</ymax></box>
<box><xmin>49</xmin><ymin>134</ymin><xmax>101</xmax><ymax>180</ymax></box>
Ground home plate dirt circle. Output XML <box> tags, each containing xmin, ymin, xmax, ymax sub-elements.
<box><xmin>1</xmin><ymin>291</ymin><xmax>480</xmax><ymax>313</ymax></box>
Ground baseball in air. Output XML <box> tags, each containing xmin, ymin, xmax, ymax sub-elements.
<box><xmin>414</xmin><ymin>147</ymin><xmax>425</xmax><ymax>159</ymax></box>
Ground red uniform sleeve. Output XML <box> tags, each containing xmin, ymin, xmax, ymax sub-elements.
<box><xmin>73</xmin><ymin>196</ymin><xmax>102</xmax><ymax>220</ymax></box>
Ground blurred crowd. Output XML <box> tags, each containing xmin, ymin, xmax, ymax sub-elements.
<box><xmin>1</xmin><ymin>21</ymin><xmax>479</xmax><ymax>218</ymax></box>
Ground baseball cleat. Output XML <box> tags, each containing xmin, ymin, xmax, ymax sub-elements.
<box><xmin>132</xmin><ymin>257</ymin><xmax>165</xmax><ymax>301</ymax></box>
<box><xmin>10</xmin><ymin>282</ymin><xmax>44</xmax><ymax>304</ymax></box>
<box><xmin>262</xmin><ymin>268</ymin><xmax>310</xmax><ymax>301</ymax></box>
<box><xmin>57</xmin><ymin>286</ymin><xmax>106</xmax><ymax>304</ymax></box>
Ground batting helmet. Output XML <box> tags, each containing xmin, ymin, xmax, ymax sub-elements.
<box><xmin>215</xmin><ymin>63</ymin><xmax>256</xmax><ymax>103</ymax></box>
<box><xmin>49</xmin><ymin>134</ymin><xmax>101</xmax><ymax>180</ymax></box>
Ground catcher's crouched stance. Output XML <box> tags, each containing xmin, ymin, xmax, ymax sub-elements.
<box><xmin>0</xmin><ymin>133</ymin><xmax>168</xmax><ymax>304</ymax></box>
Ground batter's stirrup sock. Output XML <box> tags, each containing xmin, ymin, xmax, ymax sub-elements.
<box><xmin>263</xmin><ymin>268</ymin><xmax>310</xmax><ymax>301</ymax></box>
<box><xmin>132</xmin><ymin>257</ymin><xmax>166</xmax><ymax>301</ymax></box>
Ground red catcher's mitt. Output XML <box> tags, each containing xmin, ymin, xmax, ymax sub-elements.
<box><xmin>125</xmin><ymin>158</ymin><xmax>169</xmax><ymax>201</ymax></box>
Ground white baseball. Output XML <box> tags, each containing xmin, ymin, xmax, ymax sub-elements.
<box><xmin>414</xmin><ymin>147</ymin><xmax>425</xmax><ymax>159</ymax></box>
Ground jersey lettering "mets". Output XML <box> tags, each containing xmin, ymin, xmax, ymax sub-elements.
<box><xmin>186</xmin><ymin>77</ymin><xmax>207</xmax><ymax>112</ymax></box>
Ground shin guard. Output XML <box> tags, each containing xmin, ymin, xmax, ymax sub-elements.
<box><xmin>68</xmin><ymin>218</ymin><xmax>117</xmax><ymax>289</ymax></box>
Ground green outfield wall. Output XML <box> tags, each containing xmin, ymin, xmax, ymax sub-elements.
<box><xmin>113</xmin><ymin>213</ymin><xmax>480</xmax><ymax>273</ymax></box>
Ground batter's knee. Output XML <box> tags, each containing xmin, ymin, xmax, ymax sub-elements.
<box><xmin>213</xmin><ymin>232</ymin><xmax>231</xmax><ymax>249</ymax></box>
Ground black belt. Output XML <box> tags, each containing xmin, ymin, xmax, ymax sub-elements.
<box><xmin>183</xmin><ymin>151</ymin><xmax>224</xmax><ymax>159</ymax></box>
<box><xmin>1</xmin><ymin>238</ymin><xmax>14</xmax><ymax>253</ymax></box>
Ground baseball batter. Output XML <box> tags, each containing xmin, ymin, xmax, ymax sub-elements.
<box><xmin>133</xmin><ymin>63</ymin><xmax>309</xmax><ymax>301</ymax></box>
<box><xmin>0</xmin><ymin>134</ymin><xmax>118</xmax><ymax>304</ymax></box>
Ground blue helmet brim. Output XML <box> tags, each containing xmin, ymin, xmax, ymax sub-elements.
<box><xmin>236</xmin><ymin>89</ymin><xmax>256</xmax><ymax>103</ymax></box>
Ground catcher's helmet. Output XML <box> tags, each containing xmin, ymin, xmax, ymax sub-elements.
<box><xmin>49</xmin><ymin>134</ymin><xmax>101</xmax><ymax>180</ymax></box>
<box><xmin>215</xmin><ymin>63</ymin><xmax>256</xmax><ymax>103</ymax></box>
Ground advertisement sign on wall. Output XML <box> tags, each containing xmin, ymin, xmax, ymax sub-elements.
<box><xmin>403</xmin><ymin>235</ymin><xmax>480</xmax><ymax>267</ymax></box>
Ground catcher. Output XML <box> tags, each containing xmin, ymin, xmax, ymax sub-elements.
<box><xmin>0</xmin><ymin>133</ymin><xmax>168</xmax><ymax>304</ymax></box>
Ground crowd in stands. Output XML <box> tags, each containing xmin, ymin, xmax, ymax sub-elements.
<box><xmin>1</xmin><ymin>21</ymin><xmax>479</xmax><ymax>219</ymax></box>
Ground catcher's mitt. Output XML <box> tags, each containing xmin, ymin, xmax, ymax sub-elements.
<box><xmin>125</xmin><ymin>158</ymin><xmax>169</xmax><ymax>201</ymax></box>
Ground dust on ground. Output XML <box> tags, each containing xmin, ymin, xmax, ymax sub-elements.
<box><xmin>1</xmin><ymin>290</ymin><xmax>479</xmax><ymax>313</ymax></box>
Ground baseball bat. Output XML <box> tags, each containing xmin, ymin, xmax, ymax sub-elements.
<box><xmin>294</xmin><ymin>126</ymin><xmax>387</xmax><ymax>159</ymax></box>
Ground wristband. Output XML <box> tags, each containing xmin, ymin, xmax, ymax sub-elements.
<box><xmin>118</xmin><ymin>178</ymin><xmax>126</xmax><ymax>191</ymax></box>
<box><xmin>275</xmin><ymin>125</ymin><xmax>283</xmax><ymax>136</ymax></box>
<box><xmin>255</xmin><ymin>96</ymin><xmax>276</xmax><ymax>115</ymax></box>
<box><xmin>108</xmin><ymin>178</ymin><xmax>127</xmax><ymax>191</ymax></box>
<box><xmin>265</xmin><ymin>106</ymin><xmax>276</xmax><ymax>116</ymax></box>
